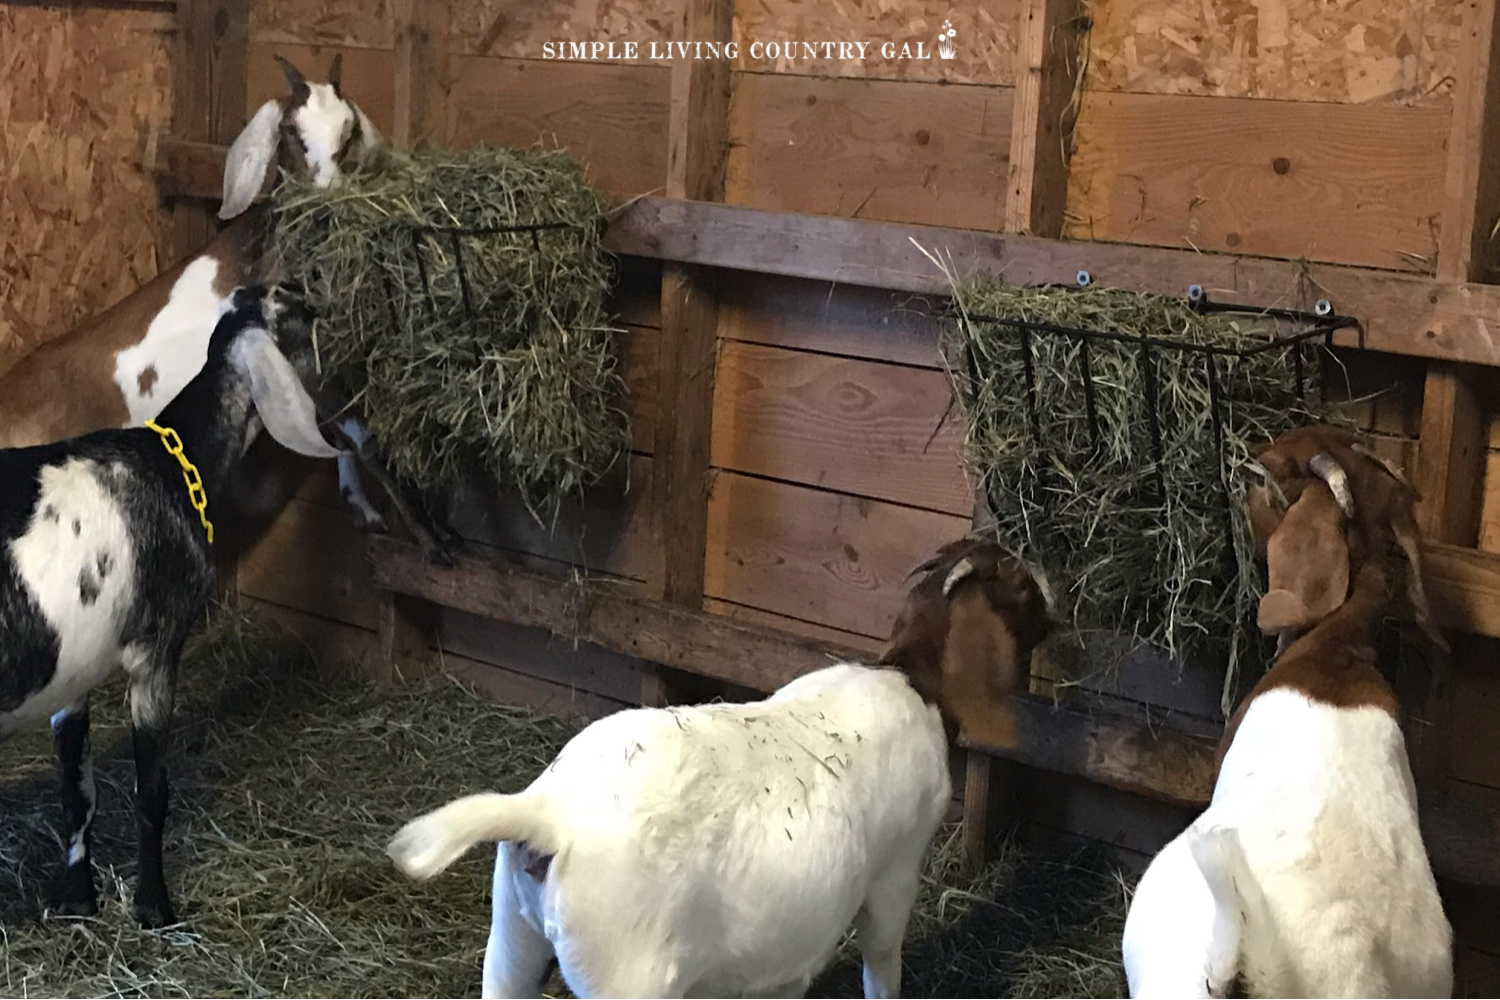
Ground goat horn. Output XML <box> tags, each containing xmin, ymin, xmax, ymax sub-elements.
<box><xmin>1350</xmin><ymin>442</ymin><xmax>1415</xmax><ymax>493</ymax></box>
<box><xmin>942</xmin><ymin>558</ymin><xmax>976</xmax><ymax>597</ymax></box>
<box><xmin>327</xmin><ymin>53</ymin><xmax>343</xmax><ymax>91</ymax></box>
<box><xmin>274</xmin><ymin>54</ymin><xmax>308</xmax><ymax>91</ymax></box>
<box><xmin>1308</xmin><ymin>451</ymin><xmax>1354</xmax><ymax>518</ymax></box>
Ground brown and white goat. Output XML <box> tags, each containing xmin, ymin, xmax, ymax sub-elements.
<box><xmin>385</xmin><ymin>538</ymin><xmax>1051</xmax><ymax>999</ymax></box>
<box><xmin>0</xmin><ymin>54</ymin><xmax>424</xmax><ymax>546</ymax></box>
<box><xmin>1122</xmin><ymin>428</ymin><xmax>1453</xmax><ymax>998</ymax></box>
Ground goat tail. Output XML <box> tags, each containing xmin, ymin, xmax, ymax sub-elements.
<box><xmin>1186</xmin><ymin>825</ymin><xmax>1256</xmax><ymax>992</ymax></box>
<box><xmin>386</xmin><ymin>792</ymin><xmax>555</xmax><ymax>882</ymax></box>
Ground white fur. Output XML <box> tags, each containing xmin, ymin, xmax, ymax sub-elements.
<box><xmin>114</xmin><ymin>258</ymin><xmax>234</xmax><ymax>423</ymax></box>
<box><xmin>3</xmin><ymin>460</ymin><xmax>136</xmax><ymax>736</ymax></box>
<box><xmin>1123</xmin><ymin>689</ymin><xmax>1453</xmax><ymax>998</ymax></box>
<box><xmin>388</xmin><ymin>663</ymin><xmax>952</xmax><ymax>999</ymax></box>
<box><xmin>291</xmin><ymin>83</ymin><xmax>358</xmax><ymax>186</ymax></box>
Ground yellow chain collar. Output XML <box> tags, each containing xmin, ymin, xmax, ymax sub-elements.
<box><xmin>143</xmin><ymin>419</ymin><xmax>214</xmax><ymax>544</ymax></box>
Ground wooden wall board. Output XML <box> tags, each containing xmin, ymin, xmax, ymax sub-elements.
<box><xmin>447</xmin><ymin>55</ymin><xmax>668</xmax><ymax>195</ymax></box>
<box><xmin>731</xmin><ymin>0</ymin><xmax>1021</xmax><ymax>85</ymax></box>
<box><xmin>710</xmin><ymin>340</ymin><xmax>972</xmax><ymax>516</ymax></box>
<box><xmin>1483</xmin><ymin>449</ymin><xmax>1500</xmax><ymax>553</ymax></box>
<box><xmin>250</xmin><ymin>0</ymin><xmax>391</xmax><ymax>49</ymax></box>
<box><xmin>1448</xmin><ymin>634</ymin><xmax>1500</xmax><ymax>789</ymax></box>
<box><xmin>0</xmin><ymin>6</ymin><xmax>171</xmax><ymax>375</ymax></box>
<box><xmin>451</xmin><ymin>0</ymin><xmax>671</xmax><ymax>61</ymax></box>
<box><xmin>718</xmin><ymin>272</ymin><xmax>944</xmax><ymax>368</ymax></box>
<box><xmin>702</xmin><ymin>596</ymin><xmax>886</xmax><ymax>659</ymax></box>
<box><xmin>703</xmin><ymin>471</ymin><xmax>971</xmax><ymax>639</ymax></box>
<box><xmin>438</xmin><ymin>607</ymin><xmax>647</xmax><ymax>705</ymax></box>
<box><xmin>726</xmin><ymin>72</ymin><xmax>1015</xmax><ymax>231</ymax></box>
<box><xmin>236</xmin><ymin>496</ymin><xmax>381</xmax><ymax>631</ymax></box>
<box><xmin>446</xmin><ymin>652</ymin><xmax>631</xmax><ymax>721</ymax></box>
<box><xmin>1085</xmin><ymin>0</ymin><xmax>1464</xmax><ymax>106</ymax></box>
<box><xmin>246</xmin><ymin>42</ymin><xmax>396</xmax><ymax>130</ymax></box>
<box><xmin>1065</xmin><ymin>91</ymin><xmax>1451</xmax><ymax>270</ymax></box>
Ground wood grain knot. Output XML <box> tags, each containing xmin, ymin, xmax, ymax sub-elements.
<box><xmin>1272</xmin><ymin>157</ymin><xmax>1291</xmax><ymax>175</ymax></box>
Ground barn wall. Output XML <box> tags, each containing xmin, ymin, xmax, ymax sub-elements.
<box><xmin>0</xmin><ymin>4</ymin><xmax>172</xmax><ymax>379</ymax></box>
<box><xmin>226</xmin><ymin>0</ymin><xmax>1500</xmax><ymax>982</ymax></box>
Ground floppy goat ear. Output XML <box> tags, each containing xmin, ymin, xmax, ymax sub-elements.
<box><xmin>220</xmin><ymin>100</ymin><xmax>283</xmax><ymax>220</ymax></box>
<box><xmin>234</xmin><ymin>328</ymin><xmax>346</xmax><ymax>459</ymax></box>
<box><xmin>1258</xmin><ymin>481</ymin><xmax>1350</xmax><ymax>636</ymax></box>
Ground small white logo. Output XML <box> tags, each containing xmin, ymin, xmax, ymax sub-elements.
<box><xmin>937</xmin><ymin>20</ymin><xmax>957</xmax><ymax>60</ymax></box>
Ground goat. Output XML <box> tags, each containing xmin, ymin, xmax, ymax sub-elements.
<box><xmin>384</xmin><ymin>537</ymin><xmax>1052</xmax><ymax>999</ymax></box>
<box><xmin>0</xmin><ymin>53</ymin><xmax>447</xmax><ymax>562</ymax></box>
<box><xmin>1245</xmin><ymin>423</ymin><xmax>1445</xmax><ymax>653</ymax></box>
<box><xmin>1121</xmin><ymin>435</ymin><xmax>1453</xmax><ymax>998</ymax></box>
<box><xmin>0</xmin><ymin>284</ymin><xmax>344</xmax><ymax>928</ymax></box>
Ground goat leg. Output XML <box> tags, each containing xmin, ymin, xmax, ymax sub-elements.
<box><xmin>124</xmin><ymin>642</ymin><xmax>179</xmax><ymax>929</ymax></box>
<box><xmin>352</xmin><ymin>442</ymin><xmax>456</xmax><ymax>568</ymax></box>
<box><xmin>50</xmin><ymin>698</ymin><xmax>98</xmax><ymax>917</ymax></box>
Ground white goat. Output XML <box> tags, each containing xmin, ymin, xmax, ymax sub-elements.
<box><xmin>1121</xmin><ymin>432</ymin><xmax>1453</xmax><ymax>998</ymax></box>
<box><xmin>386</xmin><ymin>538</ymin><xmax>1053</xmax><ymax>999</ymax></box>
<box><xmin>0</xmin><ymin>284</ymin><xmax>343</xmax><ymax>927</ymax></box>
<box><xmin>0</xmin><ymin>54</ymin><xmax>446</xmax><ymax>559</ymax></box>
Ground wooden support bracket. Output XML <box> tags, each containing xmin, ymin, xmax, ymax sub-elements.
<box><xmin>392</xmin><ymin>0</ymin><xmax>450</xmax><ymax>153</ymax></box>
<box><xmin>1440</xmin><ymin>0</ymin><xmax>1500</xmax><ymax>283</ymax></box>
<box><xmin>1004</xmin><ymin>0</ymin><xmax>1084</xmax><ymax>238</ymax></box>
<box><xmin>169</xmin><ymin>0</ymin><xmax>248</xmax><ymax>263</ymax></box>
<box><xmin>643</xmin><ymin>0</ymin><xmax>733</xmax><ymax>707</ymax></box>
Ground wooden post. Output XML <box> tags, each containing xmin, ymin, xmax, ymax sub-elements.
<box><xmin>1439</xmin><ymin>0</ymin><xmax>1500</xmax><ymax>283</ymax></box>
<box><xmin>642</xmin><ymin>0</ymin><xmax>732</xmax><ymax>708</ymax></box>
<box><xmin>1004</xmin><ymin>0</ymin><xmax>1084</xmax><ymax>238</ymax></box>
<box><xmin>964</xmin><ymin>0</ymin><xmax>1084</xmax><ymax>867</ymax></box>
<box><xmin>392</xmin><ymin>0</ymin><xmax>450</xmax><ymax>152</ymax></box>
<box><xmin>371</xmin><ymin>0</ymin><xmax>452</xmax><ymax>680</ymax></box>
<box><xmin>170</xmin><ymin>0</ymin><xmax>248</xmax><ymax>262</ymax></box>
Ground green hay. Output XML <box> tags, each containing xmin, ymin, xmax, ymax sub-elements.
<box><xmin>268</xmin><ymin>143</ymin><xmax>627</xmax><ymax>518</ymax></box>
<box><xmin>941</xmin><ymin>279</ymin><xmax>1342</xmax><ymax>706</ymax></box>
<box><xmin>0</xmin><ymin>606</ymin><xmax>1134</xmax><ymax>998</ymax></box>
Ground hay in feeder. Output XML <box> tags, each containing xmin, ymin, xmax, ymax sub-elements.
<box><xmin>269</xmin><ymin>144</ymin><xmax>627</xmax><ymax>516</ymax></box>
<box><xmin>941</xmin><ymin>278</ymin><xmax>1342</xmax><ymax>704</ymax></box>
<box><xmin>0</xmin><ymin>606</ymin><xmax>1134</xmax><ymax>998</ymax></box>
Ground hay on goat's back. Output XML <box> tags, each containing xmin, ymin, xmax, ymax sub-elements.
<box><xmin>941</xmin><ymin>281</ymin><xmax>1343</xmax><ymax>706</ymax></box>
<box><xmin>269</xmin><ymin>144</ymin><xmax>627</xmax><ymax>516</ymax></box>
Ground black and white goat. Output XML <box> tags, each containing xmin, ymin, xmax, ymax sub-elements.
<box><xmin>0</xmin><ymin>53</ymin><xmax>449</xmax><ymax>562</ymax></box>
<box><xmin>0</xmin><ymin>285</ymin><xmax>343</xmax><ymax>927</ymax></box>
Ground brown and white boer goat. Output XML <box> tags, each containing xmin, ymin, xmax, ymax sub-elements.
<box><xmin>0</xmin><ymin>54</ymin><xmax>442</xmax><ymax>556</ymax></box>
<box><xmin>1122</xmin><ymin>426</ymin><xmax>1453</xmax><ymax>998</ymax></box>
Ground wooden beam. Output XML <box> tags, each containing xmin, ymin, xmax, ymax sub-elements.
<box><xmin>604</xmin><ymin>198</ymin><xmax>1500</xmax><ymax>367</ymax></box>
<box><xmin>1439</xmin><ymin>0</ymin><xmax>1500</xmax><ymax>283</ymax></box>
<box><xmin>169</xmin><ymin>0</ymin><xmax>248</xmax><ymax>262</ymax></box>
<box><xmin>150</xmin><ymin>143</ymin><xmax>1500</xmax><ymax>368</ymax></box>
<box><xmin>1417</xmin><ymin>366</ymin><xmax>1488</xmax><ymax>546</ymax></box>
<box><xmin>368</xmin><ymin>533</ymin><xmax>1500</xmax><ymax>886</ymax></box>
<box><xmin>1004</xmin><ymin>0</ymin><xmax>1083</xmax><ymax>238</ymax></box>
<box><xmin>645</xmin><ymin>0</ymin><xmax>732</xmax><ymax>644</ymax></box>
<box><xmin>391</xmin><ymin>0</ymin><xmax>449</xmax><ymax>153</ymax></box>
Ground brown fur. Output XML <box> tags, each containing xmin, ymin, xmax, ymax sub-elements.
<box><xmin>1257</xmin><ymin>481</ymin><xmax>1350</xmax><ymax>634</ymax></box>
<box><xmin>1246</xmin><ymin>424</ymin><xmax>1446</xmax><ymax>653</ymax></box>
<box><xmin>1217</xmin><ymin>538</ymin><xmax>1401</xmax><ymax>772</ymax></box>
<box><xmin>879</xmin><ymin>537</ymin><xmax>1053</xmax><ymax>745</ymax></box>
<box><xmin>0</xmin><ymin>214</ymin><xmax>260</xmax><ymax>449</ymax></box>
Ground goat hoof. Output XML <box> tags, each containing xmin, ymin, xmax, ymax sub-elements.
<box><xmin>130</xmin><ymin>898</ymin><xmax>177</xmax><ymax>929</ymax></box>
<box><xmin>361</xmin><ymin>514</ymin><xmax>391</xmax><ymax>534</ymax></box>
<box><xmin>425</xmin><ymin>544</ymin><xmax>456</xmax><ymax>569</ymax></box>
<box><xmin>50</xmin><ymin>895</ymin><xmax>98</xmax><ymax>919</ymax></box>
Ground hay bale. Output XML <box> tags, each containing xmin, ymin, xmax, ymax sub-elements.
<box><xmin>941</xmin><ymin>279</ymin><xmax>1343</xmax><ymax>704</ymax></box>
<box><xmin>269</xmin><ymin>144</ymin><xmax>627</xmax><ymax>516</ymax></box>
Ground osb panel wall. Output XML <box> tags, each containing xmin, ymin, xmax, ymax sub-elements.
<box><xmin>732</xmin><ymin>0</ymin><xmax>1020</xmax><ymax>84</ymax></box>
<box><xmin>454</xmin><ymin>0</ymin><xmax>671</xmax><ymax>60</ymax></box>
<box><xmin>0</xmin><ymin>7</ymin><xmax>171</xmax><ymax>377</ymax></box>
<box><xmin>251</xmin><ymin>0</ymin><xmax>391</xmax><ymax>48</ymax></box>
<box><xmin>1085</xmin><ymin>0</ymin><xmax>1465</xmax><ymax>104</ymax></box>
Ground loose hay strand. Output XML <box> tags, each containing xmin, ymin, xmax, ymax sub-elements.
<box><xmin>941</xmin><ymin>279</ymin><xmax>1343</xmax><ymax>705</ymax></box>
<box><xmin>269</xmin><ymin>144</ymin><xmax>628</xmax><ymax>519</ymax></box>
